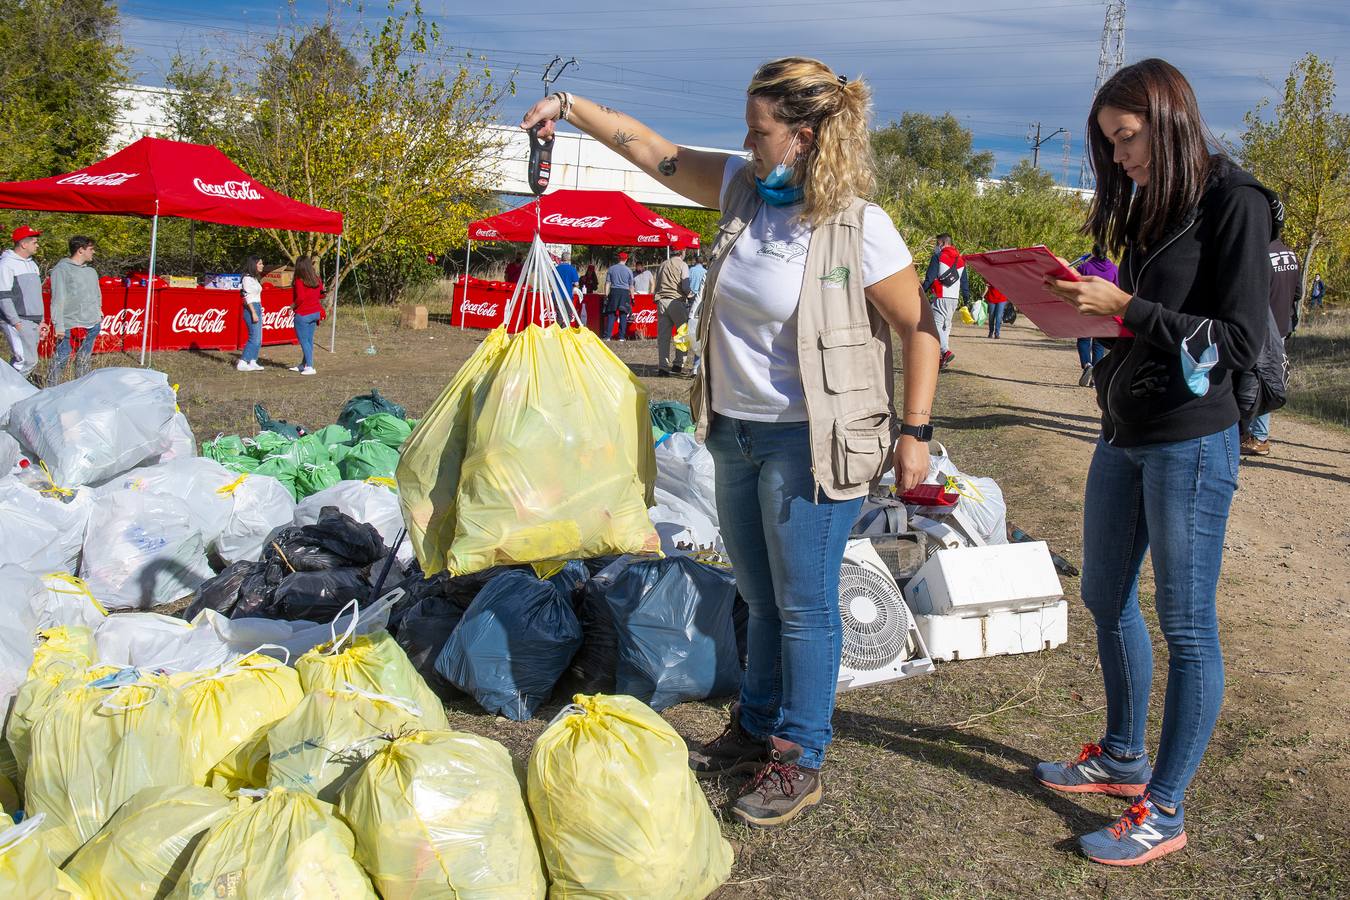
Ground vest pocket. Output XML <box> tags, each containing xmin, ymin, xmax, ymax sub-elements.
<box><xmin>819</xmin><ymin>325</ymin><xmax>875</xmax><ymax>393</ymax></box>
<box><xmin>832</xmin><ymin>410</ymin><xmax>890</xmax><ymax>486</ymax></box>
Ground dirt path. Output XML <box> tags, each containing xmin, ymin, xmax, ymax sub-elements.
<box><xmin>937</xmin><ymin>322</ymin><xmax>1350</xmax><ymax>806</ymax></box>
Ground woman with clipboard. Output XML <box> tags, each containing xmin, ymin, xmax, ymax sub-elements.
<box><xmin>1033</xmin><ymin>58</ymin><xmax>1282</xmax><ymax>866</ymax></box>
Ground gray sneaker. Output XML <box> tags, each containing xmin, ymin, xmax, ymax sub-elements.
<box><xmin>688</xmin><ymin>705</ymin><xmax>768</xmax><ymax>778</ymax></box>
<box><xmin>731</xmin><ymin>737</ymin><xmax>823</xmax><ymax>828</ymax></box>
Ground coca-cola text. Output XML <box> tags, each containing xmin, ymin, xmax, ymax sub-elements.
<box><xmin>57</xmin><ymin>172</ymin><xmax>138</xmax><ymax>187</ymax></box>
<box><xmin>542</xmin><ymin>213</ymin><xmax>611</xmax><ymax>229</ymax></box>
<box><xmin>460</xmin><ymin>301</ymin><xmax>501</xmax><ymax>318</ymax></box>
<box><xmin>262</xmin><ymin>308</ymin><xmax>295</xmax><ymax>329</ymax></box>
<box><xmin>630</xmin><ymin>309</ymin><xmax>657</xmax><ymax>324</ymax></box>
<box><xmin>101</xmin><ymin>308</ymin><xmax>144</xmax><ymax>336</ymax></box>
<box><xmin>171</xmin><ymin>308</ymin><xmax>229</xmax><ymax>334</ymax></box>
<box><xmin>194</xmin><ymin>178</ymin><xmax>263</xmax><ymax>201</ymax></box>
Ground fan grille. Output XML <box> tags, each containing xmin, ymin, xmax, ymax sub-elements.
<box><xmin>838</xmin><ymin>562</ymin><xmax>912</xmax><ymax>671</ymax></box>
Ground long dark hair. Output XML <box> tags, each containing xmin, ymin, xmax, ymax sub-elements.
<box><xmin>242</xmin><ymin>256</ymin><xmax>263</xmax><ymax>280</ymax></box>
<box><xmin>294</xmin><ymin>255</ymin><xmax>320</xmax><ymax>288</ymax></box>
<box><xmin>1085</xmin><ymin>58</ymin><xmax>1217</xmax><ymax>253</ymax></box>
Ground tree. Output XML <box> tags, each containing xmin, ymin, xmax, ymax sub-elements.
<box><xmin>870</xmin><ymin>113</ymin><xmax>995</xmax><ymax>203</ymax></box>
<box><xmin>1003</xmin><ymin>159</ymin><xmax>1058</xmax><ymax>194</ymax></box>
<box><xmin>167</xmin><ymin>2</ymin><xmax>511</xmax><ymax>298</ymax></box>
<box><xmin>1240</xmin><ymin>53</ymin><xmax>1350</xmax><ymax>309</ymax></box>
<box><xmin>0</xmin><ymin>0</ymin><xmax>124</xmax><ymax>179</ymax></box>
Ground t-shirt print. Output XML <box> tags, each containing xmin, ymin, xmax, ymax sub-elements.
<box><xmin>756</xmin><ymin>240</ymin><xmax>808</xmax><ymax>263</ymax></box>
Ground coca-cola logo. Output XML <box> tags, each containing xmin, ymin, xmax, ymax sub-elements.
<box><xmin>542</xmin><ymin>213</ymin><xmax>610</xmax><ymax>229</ymax></box>
<box><xmin>262</xmin><ymin>307</ymin><xmax>294</xmax><ymax>329</ymax></box>
<box><xmin>461</xmin><ymin>301</ymin><xmax>500</xmax><ymax>318</ymax></box>
<box><xmin>171</xmin><ymin>307</ymin><xmax>229</xmax><ymax>334</ymax></box>
<box><xmin>193</xmin><ymin>178</ymin><xmax>262</xmax><ymax>200</ymax></box>
<box><xmin>649</xmin><ymin>217</ymin><xmax>674</xmax><ymax>229</ymax></box>
<box><xmin>630</xmin><ymin>309</ymin><xmax>657</xmax><ymax>324</ymax></box>
<box><xmin>101</xmin><ymin>308</ymin><xmax>143</xmax><ymax>336</ymax></box>
<box><xmin>636</xmin><ymin>234</ymin><xmax>662</xmax><ymax>244</ymax></box>
<box><xmin>474</xmin><ymin>228</ymin><xmax>500</xmax><ymax>238</ymax></box>
<box><xmin>57</xmin><ymin>171</ymin><xmax>138</xmax><ymax>187</ymax></box>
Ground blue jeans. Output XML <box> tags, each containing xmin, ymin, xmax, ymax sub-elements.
<box><xmin>1077</xmin><ymin>338</ymin><xmax>1106</xmax><ymax>367</ymax></box>
<box><xmin>294</xmin><ymin>312</ymin><xmax>320</xmax><ymax>368</ymax></box>
<box><xmin>986</xmin><ymin>302</ymin><xmax>1006</xmax><ymax>337</ymax></box>
<box><xmin>1250</xmin><ymin>413</ymin><xmax>1270</xmax><ymax>441</ymax></box>
<box><xmin>706</xmin><ymin>416</ymin><xmax>864</xmax><ymax>769</ymax></box>
<box><xmin>49</xmin><ymin>321</ymin><xmax>101</xmax><ymax>386</ymax></box>
<box><xmin>242</xmin><ymin>305</ymin><xmax>262</xmax><ymax>362</ymax></box>
<box><xmin>1080</xmin><ymin>427</ymin><xmax>1239</xmax><ymax>809</ymax></box>
<box><xmin>603</xmin><ymin>289</ymin><xmax>631</xmax><ymax>340</ymax></box>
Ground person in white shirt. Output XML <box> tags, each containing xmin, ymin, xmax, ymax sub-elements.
<box><xmin>238</xmin><ymin>256</ymin><xmax>265</xmax><ymax>371</ymax></box>
<box><xmin>522</xmin><ymin>56</ymin><xmax>940</xmax><ymax>829</ymax></box>
<box><xmin>632</xmin><ymin>262</ymin><xmax>654</xmax><ymax>295</ymax></box>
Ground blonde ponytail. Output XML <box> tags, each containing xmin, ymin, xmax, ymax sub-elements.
<box><xmin>746</xmin><ymin>57</ymin><xmax>876</xmax><ymax>225</ymax></box>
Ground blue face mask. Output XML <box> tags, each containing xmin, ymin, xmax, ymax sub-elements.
<box><xmin>755</xmin><ymin>138</ymin><xmax>804</xmax><ymax>206</ymax></box>
<box><xmin>1180</xmin><ymin>321</ymin><xmax>1218</xmax><ymax>396</ymax></box>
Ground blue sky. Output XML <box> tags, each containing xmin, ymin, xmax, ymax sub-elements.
<box><xmin>119</xmin><ymin>0</ymin><xmax>1350</xmax><ymax>184</ymax></box>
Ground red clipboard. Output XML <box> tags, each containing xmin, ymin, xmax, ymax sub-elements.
<box><xmin>964</xmin><ymin>245</ymin><xmax>1129</xmax><ymax>339</ymax></box>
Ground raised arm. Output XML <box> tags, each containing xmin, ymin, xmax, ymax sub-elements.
<box><xmin>521</xmin><ymin>93</ymin><xmax>733</xmax><ymax>210</ymax></box>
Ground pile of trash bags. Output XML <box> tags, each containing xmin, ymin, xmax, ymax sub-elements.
<box><xmin>201</xmin><ymin>389</ymin><xmax>414</xmax><ymax>502</ymax></box>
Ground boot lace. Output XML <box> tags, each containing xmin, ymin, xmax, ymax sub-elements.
<box><xmin>1107</xmin><ymin>797</ymin><xmax>1153</xmax><ymax>839</ymax></box>
<box><xmin>742</xmin><ymin>760</ymin><xmax>800</xmax><ymax>801</ymax></box>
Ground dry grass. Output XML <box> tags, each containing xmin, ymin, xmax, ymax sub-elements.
<box><xmin>1286</xmin><ymin>308</ymin><xmax>1350</xmax><ymax>430</ymax></box>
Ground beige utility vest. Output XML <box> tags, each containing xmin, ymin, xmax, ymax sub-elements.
<box><xmin>690</xmin><ymin>173</ymin><xmax>899</xmax><ymax>501</ymax></box>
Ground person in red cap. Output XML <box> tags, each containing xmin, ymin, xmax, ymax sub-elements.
<box><xmin>0</xmin><ymin>225</ymin><xmax>44</xmax><ymax>379</ymax></box>
<box><xmin>602</xmin><ymin>251</ymin><xmax>634</xmax><ymax>340</ymax></box>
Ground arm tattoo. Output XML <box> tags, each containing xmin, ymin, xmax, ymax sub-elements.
<box><xmin>598</xmin><ymin>104</ymin><xmax>620</xmax><ymax>116</ymax></box>
<box><xmin>613</xmin><ymin>130</ymin><xmax>637</xmax><ymax>150</ymax></box>
<box><xmin>904</xmin><ymin>407</ymin><xmax>931</xmax><ymax>417</ymax></box>
<box><xmin>657</xmin><ymin>155</ymin><xmax>678</xmax><ymax>177</ymax></box>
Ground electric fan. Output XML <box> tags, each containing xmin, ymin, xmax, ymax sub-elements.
<box><xmin>836</xmin><ymin>538</ymin><xmax>934</xmax><ymax>691</ymax></box>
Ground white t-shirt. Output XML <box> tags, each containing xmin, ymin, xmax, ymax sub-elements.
<box><xmin>632</xmin><ymin>270</ymin><xmax>655</xmax><ymax>294</ymax></box>
<box><xmin>708</xmin><ymin>157</ymin><xmax>913</xmax><ymax>421</ymax></box>
<box><xmin>241</xmin><ymin>275</ymin><xmax>263</xmax><ymax>306</ymax></box>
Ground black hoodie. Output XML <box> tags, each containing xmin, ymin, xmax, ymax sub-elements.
<box><xmin>1092</xmin><ymin>156</ymin><xmax>1283</xmax><ymax>446</ymax></box>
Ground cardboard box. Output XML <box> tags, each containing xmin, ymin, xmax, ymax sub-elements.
<box><xmin>400</xmin><ymin>304</ymin><xmax>428</xmax><ymax>330</ymax></box>
<box><xmin>903</xmin><ymin>542</ymin><xmax>1063</xmax><ymax>617</ymax></box>
<box><xmin>167</xmin><ymin>275</ymin><xmax>198</xmax><ymax>289</ymax></box>
<box><xmin>262</xmin><ymin>266</ymin><xmax>294</xmax><ymax>289</ymax></box>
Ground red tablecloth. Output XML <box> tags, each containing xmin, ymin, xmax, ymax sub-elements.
<box><xmin>39</xmin><ymin>283</ymin><xmax>298</xmax><ymax>356</ymax></box>
<box><xmin>452</xmin><ymin>277</ymin><xmax>658</xmax><ymax>339</ymax></box>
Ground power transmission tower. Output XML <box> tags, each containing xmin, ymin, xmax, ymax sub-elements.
<box><xmin>1079</xmin><ymin>0</ymin><xmax>1127</xmax><ymax>189</ymax></box>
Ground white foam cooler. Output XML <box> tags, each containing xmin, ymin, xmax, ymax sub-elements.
<box><xmin>903</xmin><ymin>542</ymin><xmax>1068</xmax><ymax>661</ymax></box>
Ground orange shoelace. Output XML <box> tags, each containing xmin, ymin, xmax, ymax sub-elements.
<box><xmin>1107</xmin><ymin>798</ymin><xmax>1153</xmax><ymax>839</ymax></box>
<box><xmin>1075</xmin><ymin>742</ymin><xmax>1104</xmax><ymax>764</ymax></box>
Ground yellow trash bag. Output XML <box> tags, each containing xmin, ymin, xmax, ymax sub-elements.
<box><xmin>171</xmin><ymin>788</ymin><xmax>376</xmax><ymax>900</ymax></box>
<box><xmin>528</xmin><ymin>694</ymin><xmax>733</xmax><ymax>899</ymax></box>
<box><xmin>176</xmin><ymin>650</ymin><xmax>303</xmax><ymax>785</ymax></box>
<box><xmin>28</xmin><ymin>625</ymin><xmax>97</xmax><ymax>677</ymax></box>
<box><xmin>5</xmin><ymin>653</ymin><xmax>110</xmax><ymax>791</ymax></box>
<box><xmin>0</xmin><ymin>814</ymin><xmax>86</xmax><ymax>899</ymax></box>
<box><xmin>295</xmin><ymin>611</ymin><xmax>448</xmax><ymax>731</ymax></box>
<box><xmin>205</xmin><ymin>724</ymin><xmax>270</xmax><ymax>794</ymax></box>
<box><xmin>399</xmin><ymin>323</ymin><xmax>659</xmax><ymax>577</ymax></box>
<box><xmin>957</xmin><ymin>305</ymin><xmax>976</xmax><ymax>325</ymax></box>
<box><xmin>337</xmin><ymin>730</ymin><xmax>546</xmax><ymax>899</ymax></box>
<box><xmin>674</xmin><ymin>323</ymin><xmax>690</xmax><ymax>354</ymax></box>
<box><xmin>265</xmin><ymin>685</ymin><xmax>444</xmax><ymax>803</ymax></box>
<box><xmin>26</xmin><ymin>668</ymin><xmax>192</xmax><ymax>862</ymax></box>
<box><xmin>62</xmin><ymin>785</ymin><xmax>231</xmax><ymax>899</ymax></box>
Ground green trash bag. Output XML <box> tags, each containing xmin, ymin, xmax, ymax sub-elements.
<box><xmin>328</xmin><ymin>443</ymin><xmax>353</xmax><ymax>467</ymax></box>
<box><xmin>255</xmin><ymin>456</ymin><xmax>302</xmax><ymax>501</ymax></box>
<box><xmin>358</xmin><ymin>413</ymin><xmax>412</xmax><ymax>449</ymax></box>
<box><xmin>268</xmin><ymin>434</ymin><xmax>332</xmax><ymax>468</ymax></box>
<box><xmin>255</xmin><ymin>403</ymin><xmax>308</xmax><ymax>440</ymax></box>
<box><xmin>649</xmin><ymin>401</ymin><xmax>695</xmax><ymax>436</ymax></box>
<box><xmin>243</xmin><ymin>432</ymin><xmax>291</xmax><ymax>460</ymax></box>
<box><xmin>337</xmin><ymin>389</ymin><xmax>406</xmax><ymax>434</ymax></box>
<box><xmin>202</xmin><ymin>434</ymin><xmax>247</xmax><ymax>461</ymax></box>
<box><xmin>296</xmin><ymin>462</ymin><xmax>342</xmax><ymax>498</ymax></box>
<box><xmin>311</xmin><ymin>424</ymin><xmax>353</xmax><ymax>447</ymax></box>
<box><xmin>216</xmin><ymin>453</ymin><xmax>260</xmax><ymax>475</ymax></box>
<box><xmin>339</xmin><ymin>440</ymin><xmax>401</xmax><ymax>481</ymax></box>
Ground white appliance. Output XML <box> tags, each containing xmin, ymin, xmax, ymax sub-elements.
<box><xmin>836</xmin><ymin>539</ymin><xmax>935</xmax><ymax>691</ymax></box>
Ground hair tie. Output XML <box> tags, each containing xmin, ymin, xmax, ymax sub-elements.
<box><xmin>837</xmin><ymin>75</ymin><xmax>848</xmax><ymax>86</ymax></box>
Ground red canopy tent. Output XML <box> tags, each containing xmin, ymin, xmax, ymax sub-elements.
<box><xmin>466</xmin><ymin>189</ymin><xmax>700</xmax><ymax>248</ymax></box>
<box><xmin>0</xmin><ymin>136</ymin><xmax>344</xmax><ymax>363</ymax></box>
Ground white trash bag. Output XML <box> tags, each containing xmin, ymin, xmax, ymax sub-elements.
<box><xmin>654</xmin><ymin>432</ymin><xmax>718</xmax><ymax>529</ymax></box>
<box><xmin>95</xmin><ymin>612</ymin><xmax>243</xmax><ymax>673</ymax></box>
<box><xmin>294</xmin><ymin>480</ymin><xmax>411</xmax><ymax>562</ymax></box>
<box><xmin>95</xmin><ymin>457</ymin><xmax>239</xmax><ymax>548</ymax></box>
<box><xmin>0</xmin><ymin>432</ymin><xmax>20</xmax><ymax>474</ymax></box>
<box><xmin>0</xmin><ymin>476</ymin><xmax>92</xmax><ymax>573</ymax></box>
<box><xmin>924</xmin><ymin>444</ymin><xmax>1008</xmax><ymax>546</ymax></box>
<box><xmin>0</xmin><ymin>360</ymin><xmax>37</xmax><ymax>427</ymax></box>
<box><xmin>650</xmin><ymin>488</ymin><xmax>724</xmax><ymax>557</ymax></box>
<box><xmin>214</xmin><ymin>473</ymin><xmax>297</xmax><ymax>563</ymax></box>
<box><xmin>5</xmin><ymin>367</ymin><xmax>177</xmax><ymax>488</ymax></box>
<box><xmin>151</xmin><ymin>411</ymin><xmax>198</xmax><ymax>464</ymax></box>
<box><xmin>0</xmin><ymin>565</ymin><xmax>44</xmax><ymax>716</ymax></box>
<box><xmin>81</xmin><ymin>489</ymin><xmax>213</xmax><ymax>610</ymax></box>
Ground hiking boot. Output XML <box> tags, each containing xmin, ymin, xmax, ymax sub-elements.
<box><xmin>1079</xmin><ymin>795</ymin><xmax>1187</xmax><ymax>866</ymax></box>
<box><xmin>688</xmin><ymin>705</ymin><xmax>768</xmax><ymax>778</ymax></box>
<box><xmin>731</xmin><ymin>737</ymin><xmax>823</xmax><ymax>828</ymax></box>
<box><xmin>1240</xmin><ymin>436</ymin><xmax>1271</xmax><ymax>457</ymax></box>
<box><xmin>1079</xmin><ymin>364</ymin><xmax>1094</xmax><ymax>387</ymax></box>
<box><xmin>1034</xmin><ymin>742</ymin><xmax>1151</xmax><ymax>798</ymax></box>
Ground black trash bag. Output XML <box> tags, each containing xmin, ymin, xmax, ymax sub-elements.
<box><xmin>569</xmin><ymin>558</ymin><xmax>628</xmax><ymax>694</ymax></box>
<box><xmin>232</xmin><ymin>565</ymin><xmax>283</xmax><ymax>618</ymax></box>
<box><xmin>183</xmin><ymin>560</ymin><xmax>259</xmax><ymax>620</ymax></box>
<box><xmin>254</xmin><ymin>402</ymin><xmax>307</xmax><ymax>439</ymax></box>
<box><xmin>546</xmin><ymin>559</ymin><xmax>591</xmax><ymax>607</ymax></box>
<box><xmin>336</xmin><ymin>388</ymin><xmax>407</xmax><ymax>434</ymax></box>
<box><xmin>597</xmin><ymin>556</ymin><xmax>742</xmax><ymax>711</ymax></box>
<box><xmin>435</xmin><ymin>570</ymin><xmax>582</xmax><ymax>721</ymax></box>
<box><xmin>262</xmin><ymin>508</ymin><xmax>386</xmax><ymax>572</ymax></box>
<box><xmin>270</xmin><ymin>567</ymin><xmax>373</xmax><ymax>622</ymax></box>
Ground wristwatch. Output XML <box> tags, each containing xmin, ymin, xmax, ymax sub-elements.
<box><xmin>899</xmin><ymin>423</ymin><xmax>934</xmax><ymax>442</ymax></box>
